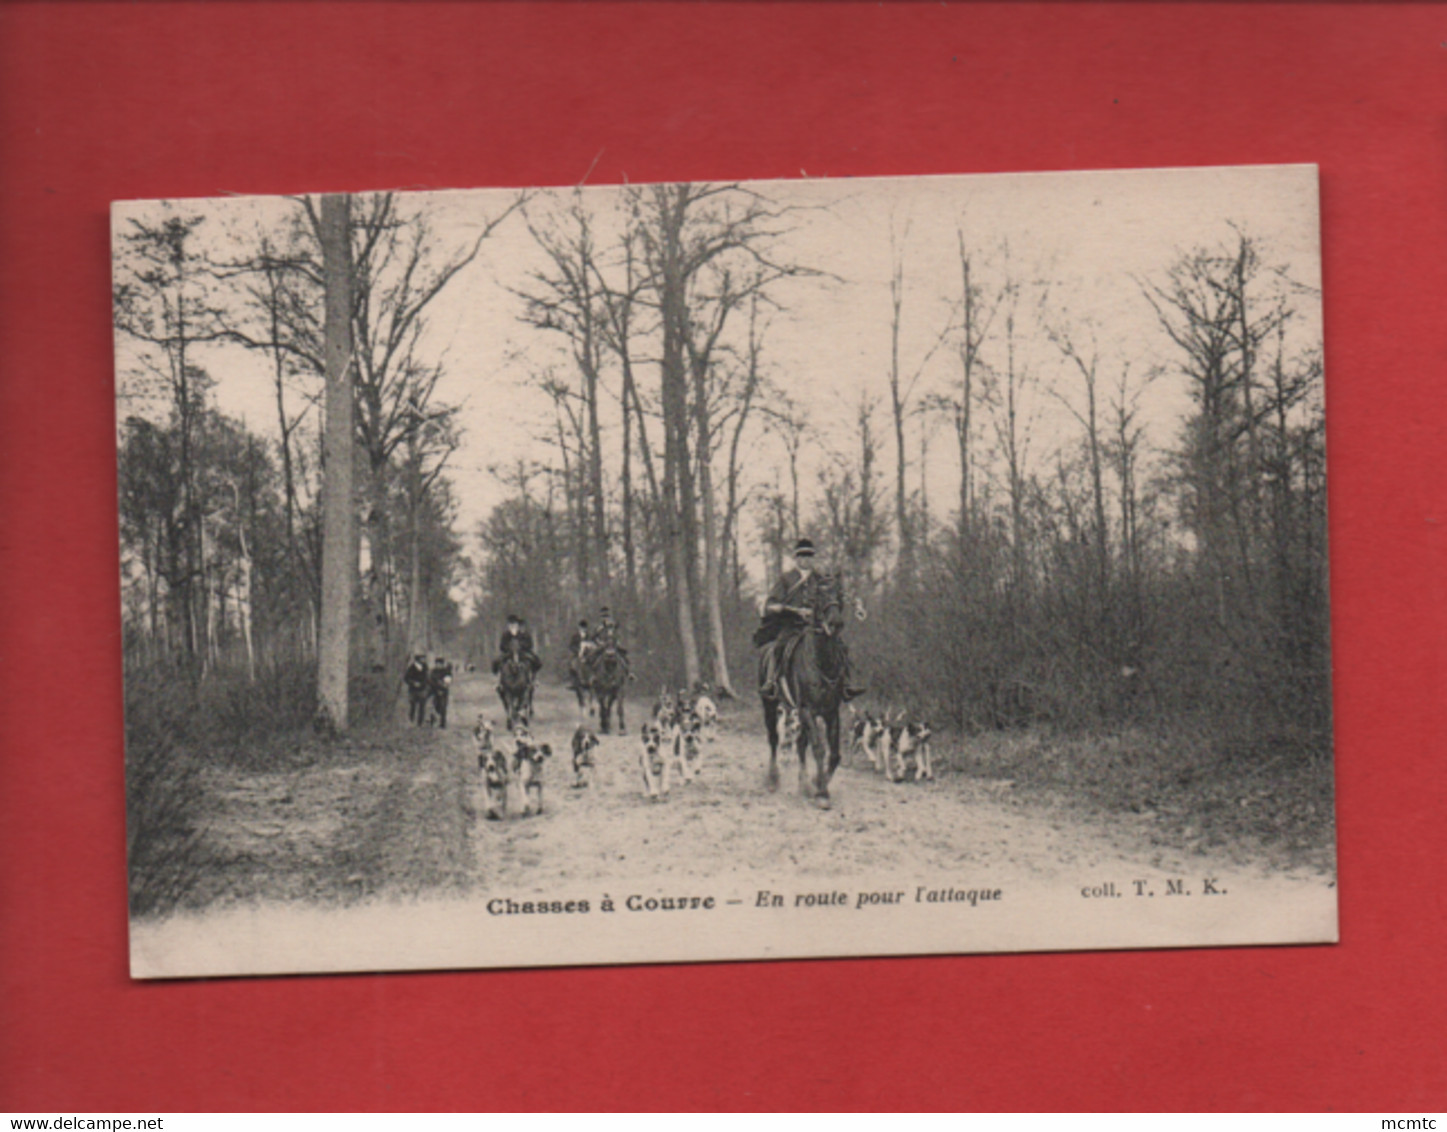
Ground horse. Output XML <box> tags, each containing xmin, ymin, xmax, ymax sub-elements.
<box><xmin>568</xmin><ymin>651</ymin><xmax>596</xmax><ymax>716</ymax></box>
<box><xmin>587</xmin><ymin>643</ymin><xmax>630</xmax><ymax>735</ymax></box>
<box><xmin>496</xmin><ymin>654</ymin><xmax>534</xmax><ymax>731</ymax></box>
<box><xmin>760</xmin><ymin>586</ymin><xmax>848</xmax><ymax>809</ymax></box>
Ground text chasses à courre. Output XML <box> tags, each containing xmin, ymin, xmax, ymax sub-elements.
<box><xmin>487</xmin><ymin>894</ymin><xmax>717</xmax><ymax>915</ymax></box>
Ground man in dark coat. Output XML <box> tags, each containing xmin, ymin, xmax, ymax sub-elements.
<box><xmin>404</xmin><ymin>653</ymin><xmax>430</xmax><ymax>726</ymax></box>
<box><xmin>591</xmin><ymin>605</ymin><xmax>628</xmax><ymax>658</ymax></box>
<box><xmin>429</xmin><ymin>655</ymin><xmax>454</xmax><ymax>728</ymax></box>
<box><xmin>493</xmin><ymin>613</ymin><xmax>542</xmax><ymax>675</ymax></box>
<box><xmin>757</xmin><ymin>537</ymin><xmax>863</xmax><ymax>701</ymax></box>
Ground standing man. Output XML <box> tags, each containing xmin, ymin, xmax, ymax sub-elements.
<box><xmin>429</xmin><ymin>655</ymin><xmax>454</xmax><ymax>728</ymax></box>
<box><xmin>756</xmin><ymin>537</ymin><xmax>864</xmax><ymax>701</ymax></box>
<box><xmin>404</xmin><ymin>652</ymin><xmax>430</xmax><ymax>726</ymax></box>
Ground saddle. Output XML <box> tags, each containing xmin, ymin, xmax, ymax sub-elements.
<box><xmin>758</xmin><ymin>628</ymin><xmax>810</xmax><ymax>708</ymax></box>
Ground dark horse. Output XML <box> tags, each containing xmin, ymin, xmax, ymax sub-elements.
<box><xmin>587</xmin><ymin>644</ymin><xmax>629</xmax><ymax>735</ymax></box>
<box><xmin>760</xmin><ymin>588</ymin><xmax>848</xmax><ymax>809</ymax></box>
<box><xmin>496</xmin><ymin>654</ymin><xmax>534</xmax><ymax>731</ymax></box>
<box><xmin>568</xmin><ymin>651</ymin><xmax>595</xmax><ymax>715</ymax></box>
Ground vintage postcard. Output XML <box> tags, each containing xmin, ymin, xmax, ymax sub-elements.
<box><xmin>114</xmin><ymin>166</ymin><xmax>1335</xmax><ymax>978</ymax></box>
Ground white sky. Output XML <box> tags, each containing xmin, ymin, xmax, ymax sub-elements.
<box><xmin>114</xmin><ymin>164</ymin><xmax>1324</xmax><ymax>591</ymax></box>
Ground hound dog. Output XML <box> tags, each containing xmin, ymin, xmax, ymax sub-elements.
<box><xmin>571</xmin><ymin>725</ymin><xmax>599</xmax><ymax>788</ymax></box>
<box><xmin>512</xmin><ymin>734</ymin><xmax>552</xmax><ymax>816</ymax></box>
<box><xmin>886</xmin><ymin>719</ymin><xmax>935</xmax><ymax>782</ymax></box>
<box><xmin>694</xmin><ymin>691</ymin><xmax>719</xmax><ymax>742</ymax></box>
<box><xmin>857</xmin><ymin>713</ymin><xmax>890</xmax><ymax>774</ymax></box>
<box><xmin>650</xmin><ymin>695</ymin><xmax>679</xmax><ymax>751</ymax></box>
<box><xmin>653</xmin><ymin>689</ymin><xmax>678</xmax><ymax>730</ymax></box>
<box><xmin>639</xmin><ymin>720</ymin><xmax>669</xmax><ymax>800</ymax></box>
<box><xmin>779</xmin><ymin>705</ymin><xmax>802</xmax><ymax>754</ymax></box>
<box><xmin>899</xmin><ymin>720</ymin><xmax>935</xmax><ymax>781</ymax></box>
<box><xmin>850</xmin><ymin>709</ymin><xmax>886</xmax><ymax>767</ymax></box>
<box><xmin>848</xmin><ymin>709</ymin><xmax>868</xmax><ymax>760</ymax></box>
<box><xmin>673</xmin><ymin>709</ymin><xmax>703</xmax><ymax>782</ymax></box>
<box><xmin>473</xmin><ymin>717</ymin><xmax>509</xmax><ymax>820</ymax></box>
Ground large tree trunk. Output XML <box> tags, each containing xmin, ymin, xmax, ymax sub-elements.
<box><xmin>1085</xmin><ymin>372</ymin><xmax>1110</xmax><ymax>603</ymax></box>
<box><xmin>655</xmin><ymin>188</ymin><xmax>702</xmax><ymax>687</ymax></box>
<box><xmin>316</xmin><ymin>193</ymin><xmax>355</xmax><ymax>733</ymax></box>
<box><xmin>582</xmin><ymin>355</ymin><xmax>609</xmax><ymax>594</ymax></box>
<box><xmin>955</xmin><ymin>233</ymin><xmax>977</xmax><ymax>544</ymax></box>
<box><xmin>691</xmin><ymin>352</ymin><xmax>736</xmax><ymax>696</ymax></box>
<box><xmin>621</xmin><ymin>356</ymin><xmax>636</xmax><ymax>600</ymax></box>
<box><xmin>888</xmin><ymin>249</ymin><xmax>913</xmax><ymax>575</ymax></box>
<box><xmin>406</xmin><ymin>449</ymin><xmax>426</xmax><ymax>654</ymax></box>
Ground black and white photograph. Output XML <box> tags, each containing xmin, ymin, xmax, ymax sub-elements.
<box><xmin>114</xmin><ymin>166</ymin><xmax>1336</xmax><ymax>977</ymax></box>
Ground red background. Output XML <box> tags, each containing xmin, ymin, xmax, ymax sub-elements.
<box><xmin>2</xmin><ymin>1</ymin><xmax>1444</xmax><ymax>1112</ymax></box>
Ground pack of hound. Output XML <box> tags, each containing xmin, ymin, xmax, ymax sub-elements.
<box><xmin>847</xmin><ymin>706</ymin><xmax>936</xmax><ymax>783</ymax></box>
<box><xmin>639</xmin><ymin>683</ymin><xmax>717</xmax><ymax>801</ymax></box>
<box><xmin>474</xmin><ymin>680</ymin><xmax>730</xmax><ymax>812</ymax></box>
<box><xmin>474</xmin><ymin>714</ymin><xmax>586</xmax><ymax>820</ymax></box>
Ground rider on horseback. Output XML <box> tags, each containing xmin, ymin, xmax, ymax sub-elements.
<box><xmin>757</xmin><ymin>537</ymin><xmax>864</xmax><ymax>702</ymax></box>
<box><xmin>570</xmin><ymin>619</ymin><xmax>592</xmax><ymax>661</ymax></box>
<box><xmin>582</xmin><ymin>606</ymin><xmax>630</xmax><ymax>677</ymax></box>
<box><xmin>493</xmin><ymin>613</ymin><xmax>543</xmax><ymax>676</ymax></box>
<box><xmin>591</xmin><ymin>605</ymin><xmax>628</xmax><ymax>659</ymax></box>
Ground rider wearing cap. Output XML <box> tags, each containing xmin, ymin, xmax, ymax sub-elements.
<box><xmin>591</xmin><ymin>605</ymin><xmax>628</xmax><ymax>658</ymax></box>
<box><xmin>493</xmin><ymin>613</ymin><xmax>543</xmax><ymax>676</ymax></box>
<box><xmin>757</xmin><ymin>537</ymin><xmax>864</xmax><ymax>701</ymax></box>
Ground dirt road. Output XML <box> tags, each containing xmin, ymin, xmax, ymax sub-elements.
<box><xmin>132</xmin><ymin>670</ymin><xmax>1335</xmax><ymax>976</ymax></box>
<box><xmin>185</xmin><ymin>671</ymin><xmax>1321</xmax><ymax>909</ymax></box>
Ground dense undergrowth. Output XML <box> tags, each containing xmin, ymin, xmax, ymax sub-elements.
<box><xmin>124</xmin><ymin>658</ymin><xmax>397</xmax><ymax>916</ymax></box>
<box><xmin>945</xmin><ymin>718</ymin><xmax>1335</xmax><ymax>873</ymax></box>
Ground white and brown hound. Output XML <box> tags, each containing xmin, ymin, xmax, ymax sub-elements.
<box><xmin>474</xmin><ymin>717</ymin><xmax>509</xmax><ymax>820</ymax></box>
<box><xmin>571</xmin><ymin>725</ymin><xmax>599</xmax><ymax>788</ymax></box>
<box><xmin>512</xmin><ymin>735</ymin><xmax>552</xmax><ymax>816</ymax></box>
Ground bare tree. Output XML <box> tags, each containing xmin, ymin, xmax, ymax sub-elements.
<box><xmin>114</xmin><ymin>207</ymin><xmax>231</xmax><ymax>659</ymax></box>
<box><xmin>760</xmin><ymin>394</ymin><xmax>808</xmax><ymax>540</ymax></box>
<box><xmin>594</xmin><ymin>225</ymin><xmax>658</xmax><ymax>605</ymax></box>
<box><xmin>986</xmin><ymin>271</ymin><xmax>1043</xmax><ymax>597</ymax></box>
<box><xmin>628</xmin><ymin>182</ymin><xmax>808</xmax><ymax>687</ymax></box>
<box><xmin>1142</xmin><ymin>234</ymin><xmax>1286</xmax><ymax>616</ymax></box>
<box><xmin>718</xmin><ymin>294</ymin><xmax>769</xmax><ymax>608</ymax></box>
<box><xmin>885</xmin><ymin>221</ymin><xmax>954</xmax><ymax>577</ymax></box>
<box><xmin>1047</xmin><ymin>322</ymin><xmax>1112</xmax><ymax>601</ymax></box>
<box><xmin>316</xmin><ymin>193</ymin><xmax>355</xmax><ymax>733</ymax></box>
<box><xmin>302</xmin><ymin>190</ymin><xmax>521</xmax><ymax>662</ymax></box>
<box><xmin>949</xmin><ymin>228</ymin><xmax>999</xmax><ymax>541</ymax></box>
<box><xmin>518</xmin><ymin>193</ymin><xmax>611</xmax><ymax>598</ymax></box>
<box><xmin>399</xmin><ymin>392</ymin><xmax>460</xmax><ymax>652</ymax></box>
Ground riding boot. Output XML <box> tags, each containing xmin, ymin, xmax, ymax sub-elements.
<box><xmin>760</xmin><ymin>644</ymin><xmax>780</xmax><ymax>699</ymax></box>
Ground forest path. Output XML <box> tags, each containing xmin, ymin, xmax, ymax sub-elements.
<box><xmin>441</xmin><ymin>673</ymin><xmax>1303</xmax><ymax>893</ymax></box>
<box><xmin>135</xmin><ymin>670</ymin><xmax>1335</xmax><ymax>976</ymax></box>
<box><xmin>179</xmin><ymin>669</ymin><xmax>1329</xmax><ymax>913</ymax></box>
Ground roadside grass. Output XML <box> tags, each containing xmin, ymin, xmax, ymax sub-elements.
<box><xmin>124</xmin><ymin>658</ymin><xmax>405</xmax><ymax>917</ymax></box>
<box><xmin>946</xmin><ymin>720</ymin><xmax>1335</xmax><ymax>873</ymax></box>
<box><xmin>691</xmin><ymin>696</ymin><xmax>1334</xmax><ymax>873</ymax></box>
